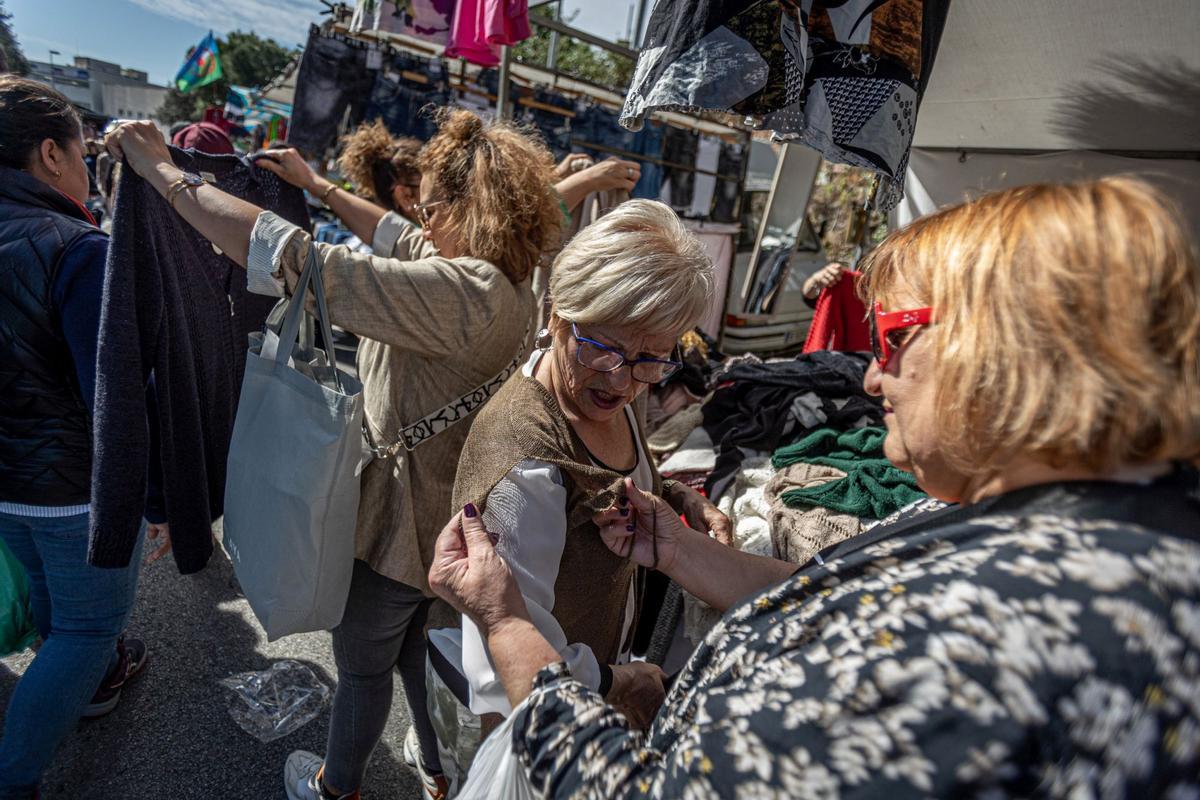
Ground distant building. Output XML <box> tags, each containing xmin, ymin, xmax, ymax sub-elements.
<box><xmin>27</xmin><ymin>55</ymin><xmax>169</xmax><ymax>122</ymax></box>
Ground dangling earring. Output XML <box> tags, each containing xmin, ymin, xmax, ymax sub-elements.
<box><xmin>535</xmin><ymin>327</ymin><xmax>553</xmax><ymax>350</ymax></box>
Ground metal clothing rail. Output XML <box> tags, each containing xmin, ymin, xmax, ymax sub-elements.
<box><xmin>570</xmin><ymin>138</ymin><xmax>744</xmax><ymax>182</ymax></box>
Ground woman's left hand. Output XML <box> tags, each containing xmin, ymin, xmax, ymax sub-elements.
<box><xmin>667</xmin><ymin>482</ymin><xmax>734</xmax><ymax>546</ymax></box>
<box><xmin>428</xmin><ymin>505</ymin><xmax>529</xmax><ymax>634</ymax></box>
<box><xmin>252</xmin><ymin>148</ymin><xmax>321</xmax><ymax>194</ymax></box>
<box><xmin>104</xmin><ymin>121</ymin><xmax>172</xmax><ymax>181</ymax></box>
<box><xmin>143</xmin><ymin>522</ymin><xmax>172</xmax><ymax>565</ymax></box>
<box><xmin>595</xmin><ymin>477</ymin><xmax>690</xmax><ymax>571</ymax></box>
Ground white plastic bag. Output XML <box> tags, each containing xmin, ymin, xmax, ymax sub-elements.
<box><xmin>455</xmin><ymin>709</ymin><xmax>538</xmax><ymax>800</ymax></box>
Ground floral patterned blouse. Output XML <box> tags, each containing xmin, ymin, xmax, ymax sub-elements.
<box><xmin>510</xmin><ymin>473</ymin><xmax>1200</xmax><ymax>798</ymax></box>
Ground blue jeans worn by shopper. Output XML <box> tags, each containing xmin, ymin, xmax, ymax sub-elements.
<box><xmin>0</xmin><ymin>512</ymin><xmax>144</xmax><ymax>798</ymax></box>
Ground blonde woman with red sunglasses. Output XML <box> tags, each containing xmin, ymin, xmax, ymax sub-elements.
<box><xmin>430</xmin><ymin>178</ymin><xmax>1200</xmax><ymax>799</ymax></box>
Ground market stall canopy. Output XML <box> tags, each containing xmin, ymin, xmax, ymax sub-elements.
<box><xmin>913</xmin><ymin>0</ymin><xmax>1200</xmax><ymax>151</ymax></box>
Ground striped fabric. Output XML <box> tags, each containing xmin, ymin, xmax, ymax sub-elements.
<box><xmin>0</xmin><ymin>502</ymin><xmax>89</xmax><ymax>518</ymax></box>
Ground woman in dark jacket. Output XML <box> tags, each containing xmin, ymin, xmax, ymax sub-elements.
<box><xmin>0</xmin><ymin>77</ymin><xmax>163</xmax><ymax>799</ymax></box>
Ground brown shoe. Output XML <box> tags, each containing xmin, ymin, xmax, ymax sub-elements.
<box><xmin>81</xmin><ymin>636</ymin><xmax>148</xmax><ymax>719</ymax></box>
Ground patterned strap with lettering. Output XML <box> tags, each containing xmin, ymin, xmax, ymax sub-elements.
<box><xmin>366</xmin><ymin>324</ymin><xmax>530</xmax><ymax>459</ymax></box>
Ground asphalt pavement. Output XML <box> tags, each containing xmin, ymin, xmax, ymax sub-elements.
<box><xmin>0</xmin><ymin>521</ymin><xmax>423</xmax><ymax>800</ymax></box>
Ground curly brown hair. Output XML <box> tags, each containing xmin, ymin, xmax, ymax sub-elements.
<box><xmin>418</xmin><ymin>107</ymin><xmax>562</xmax><ymax>284</ymax></box>
<box><xmin>337</xmin><ymin>119</ymin><xmax>422</xmax><ymax>212</ymax></box>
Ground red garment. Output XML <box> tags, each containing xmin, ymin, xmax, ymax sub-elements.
<box><xmin>802</xmin><ymin>270</ymin><xmax>872</xmax><ymax>354</ymax></box>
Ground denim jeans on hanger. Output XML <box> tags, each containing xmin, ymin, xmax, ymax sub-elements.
<box><xmin>711</xmin><ymin>141</ymin><xmax>746</xmax><ymax>223</ymax></box>
<box><xmin>630</xmin><ymin>121</ymin><xmax>665</xmax><ymax>200</ymax></box>
<box><xmin>571</xmin><ymin>105</ymin><xmax>638</xmax><ymax>159</ymax></box>
<box><xmin>519</xmin><ymin>89</ymin><xmax>574</xmax><ymax>159</ymax></box>
<box><xmin>660</xmin><ymin>126</ymin><xmax>700</xmax><ymax>213</ymax></box>
<box><xmin>365</xmin><ymin>72</ymin><xmax>451</xmax><ymax>141</ymax></box>
<box><xmin>571</xmin><ymin>106</ymin><xmax>668</xmax><ymax>199</ymax></box>
<box><xmin>289</xmin><ymin>26</ymin><xmax>376</xmax><ymax>155</ymax></box>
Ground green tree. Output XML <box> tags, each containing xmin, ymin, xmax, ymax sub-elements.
<box><xmin>156</xmin><ymin>30</ymin><xmax>295</xmax><ymax>124</ymax></box>
<box><xmin>514</xmin><ymin>10</ymin><xmax>634</xmax><ymax>90</ymax></box>
<box><xmin>808</xmin><ymin>161</ymin><xmax>889</xmax><ymax>264</ymax></box>
<box><xmin>0</xmin><ymin>0</ymin><xmax>30</xmax><ymax>75</ymax></box>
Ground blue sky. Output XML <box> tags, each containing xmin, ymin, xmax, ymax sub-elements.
<box><xmin>7</xmin><ymin>0</ymin><xmax>640</xmax><ymax>87</ymax></box>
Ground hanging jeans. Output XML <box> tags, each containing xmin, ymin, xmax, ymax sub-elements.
<box><xmin>712</xmin><ymin>141</ymin><xmax>746</xmax><ymax>223</ymax></box>
<box><xmin>630</xmin><ymin>121</ymin><xmax>665</xmax><ymax>201</ymax></box>
<box><xmin>518</xmin><ymin>89</ymin><xmax>574</xmax><ymax>159</ymax></box>
<box><xmin>571</xmin><ymin>107</ymin><xmax>665</xmax><ymax>200</ymax></box>
<box><xmin>365</xmin><ymin>70</ymin><xmax>451</xmax><ymax>141</ymax></box>
<box><xmin>0</xmin><ymin>512</ymin><xmax>145</xmax><ymax>798</ymax></box>
<box><xmin>289</xmin><ymin>26</ymin><xmax>376</xmax><ymax>155</ymax></box>
<box><xmin>661</xmin><ymin>127</ymin><xmax>699</xmax><ymax>213</ymax></box>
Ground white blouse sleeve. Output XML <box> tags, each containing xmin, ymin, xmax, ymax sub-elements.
<box><xmin>461</xmin><ymin>458</ymin><xmax>604</xmax><ymax>717</ymax></box>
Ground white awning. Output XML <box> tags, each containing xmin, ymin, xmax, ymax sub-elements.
<box><xmin>914</xmin><ymin>0</ymin><xmax>1200</xmax><ymax>151</ymax></box>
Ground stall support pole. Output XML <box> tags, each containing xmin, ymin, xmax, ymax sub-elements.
<box><xmin>548</xmin><ymin>0</ymin><xmax>562</xmax><ymax>70</ymax></box>
<box><xmin>633</xmin><ymin>0</ymin><xmax>649</xmax><ymax>48</ymax></box>
<box><xmin>496</xmin><ymin>45</ymin><xmax>513</xmax><ymax>119</ymax></box>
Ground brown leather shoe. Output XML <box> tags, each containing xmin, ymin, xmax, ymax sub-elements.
<box><xmin>81</xmin><ymin>636</ymin><xmax>148</xmax><ymax>719</ymax></box>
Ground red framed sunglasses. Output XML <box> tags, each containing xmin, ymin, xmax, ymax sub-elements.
<box><xmin>870</xmin><ymin>302</ymin><xmax>933</xmax><ymax>370</ymax></box>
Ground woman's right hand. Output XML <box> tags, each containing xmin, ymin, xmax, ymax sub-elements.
<box><xmin>802</xmin><ymin>262</ymin><xmax>847</xmax><ymax>300</ymax></box>
<box><xmin>578</xmin><ymin>157</ymin><xmax>641</xmax><ymax>193</ymax></box>
<box><xmin>594</xmin><ymin>477</ymin><xmax>691</xmax><ymax>572</ymax></box>
<box><xmin>428</xmin><ymin>505</ymin><xmax>529</xmax><ymax>634</ymax></box>
<box><xmin>607</xmin><ymin>661</ymin><xmax>666</xmax><ymax>730</ymax></box>
<box><xmin>252</xmin><ymin>148</ymin><xmax>321</xmax><ymax>194</ymax></box>
<box><xmin>104</xmin><ymin>121</ymin><xmax>172</xmax><ymax>180</ymax></box>
<box><xmin>554</xmin><ymin>153</ymin><xmax>593</xmax><ymax>180</ymax></box>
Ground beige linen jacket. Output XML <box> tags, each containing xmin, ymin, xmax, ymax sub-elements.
<box><xmin>249</xmin><ymin>211</ymin><xmax>535</xmax><ymax>592</ymax></box>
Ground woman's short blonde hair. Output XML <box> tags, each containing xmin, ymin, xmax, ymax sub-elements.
<box><xmin>860</xmin><ymin>176</ymin><xmax>1200</xmax><ymax>477</ymax></box>
<box><xmin>550</xmin><ymin>199</ymin><xmax>714</xmax><ymax>335</ymax></box>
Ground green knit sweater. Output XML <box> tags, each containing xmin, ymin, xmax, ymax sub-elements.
<box><xmin>772</xmin><ymin>427</ymin><xmax>924</xmax><ymax>519</ymax></box>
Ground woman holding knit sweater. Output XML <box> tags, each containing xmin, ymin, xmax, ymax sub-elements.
<box><xmin>431</xmin><ymin>201</ymin><xmax>731</xmax><ymax>777</ymax></box>
<box><xmin>106</xmin><ymin>108</ymin><xmax>563</xmax><ymax>800</ymax></box>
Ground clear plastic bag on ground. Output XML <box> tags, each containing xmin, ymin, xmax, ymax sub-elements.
<box><xmin>218</xmin><ymin>660</ymin><xmax>331</xmax><ymax>742</ymax></box>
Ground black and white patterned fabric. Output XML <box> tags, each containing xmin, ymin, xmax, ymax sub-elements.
<box><xmin>508</xmin><ymin>468</ymin><xmax>1200</xmax><ymax>798</ymax></box>
<box><xmin>620</xmin><ymin>0</ymin><xmax>953</xmax><ymax>210</ymax></box>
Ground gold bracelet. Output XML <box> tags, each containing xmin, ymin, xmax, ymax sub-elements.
<box><xmin>319</xmin><ymin>183</ymin><xmax>338</xmax><ymax>204</ymax></box>
<box><xmin>165</xmin><ymin>173</ymin><xmax>204</xmax><ymax>209</ymax></box>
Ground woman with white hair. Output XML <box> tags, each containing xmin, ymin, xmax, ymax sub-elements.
<box><xmin>445</xmin><ymin>199</ymin><xmax>730</xmax><ymax>731</ymax></box>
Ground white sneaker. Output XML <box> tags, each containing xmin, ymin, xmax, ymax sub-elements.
<box><xmin>403</xmin><ymin>725</ymin><xmax>420</xmax><ymax>770</ymax></box>
<box><xmin>402</xmin><ymin>726</ymin><xmax>450</xmax><ymax>800</ymax></box>
<box><xmin>284</xmin><ymin>750</ymin><xmax>358</xmax><ymax>800</ymax></box>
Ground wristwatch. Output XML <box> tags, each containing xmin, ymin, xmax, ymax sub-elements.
<box><xmin>166</xmin><ymin>171</ymin><xmax>206</xmax><ymax>209</ymax></box>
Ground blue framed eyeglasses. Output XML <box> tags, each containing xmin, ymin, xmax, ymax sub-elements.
<box><xmin>570</xmin><ymin>323</ymin><xmax>683</xmax><ymax>383</ymax></box>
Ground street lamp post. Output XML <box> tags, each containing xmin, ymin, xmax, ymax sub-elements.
<box><xmin>48</xmin><ymin>50</ymin><xmax>60</xmax><ymax>92</ymax></box>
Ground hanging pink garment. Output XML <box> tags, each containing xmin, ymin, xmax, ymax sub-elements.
<box><xmin>446</xmin><ymin>0</ymin><xmax>532</xmax><ymax>65</ymax></box>
<box><xmin>446</xmin><ymin>0</ymin><xmax>501</xmax><ymax>65</ymax></box>
<box><xmin>483</xmin><ymin>0</ymin><xmax>530</xmax><ymax>45</ymax></box>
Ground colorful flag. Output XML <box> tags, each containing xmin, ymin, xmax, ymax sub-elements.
<box><xmin>175</xmin><ymin>32</ymin><xmax>224</xmax><ymax>93</ymax></box>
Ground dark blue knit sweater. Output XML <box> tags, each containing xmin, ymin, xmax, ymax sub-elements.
<box><xmin>88</xmin><ymin>148</ymin><xmax>309</xmax><ymax>574</ymax></box>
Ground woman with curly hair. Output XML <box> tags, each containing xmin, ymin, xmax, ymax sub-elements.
<box><xmin>106</xmin><ymin>107</ymin><xmax>564</xmax><ymax>800</ymax></box>
<box><xmin>337</xmin><ymin>119</ymin><xmax>424</xmax><ymax>225</ymax></box>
